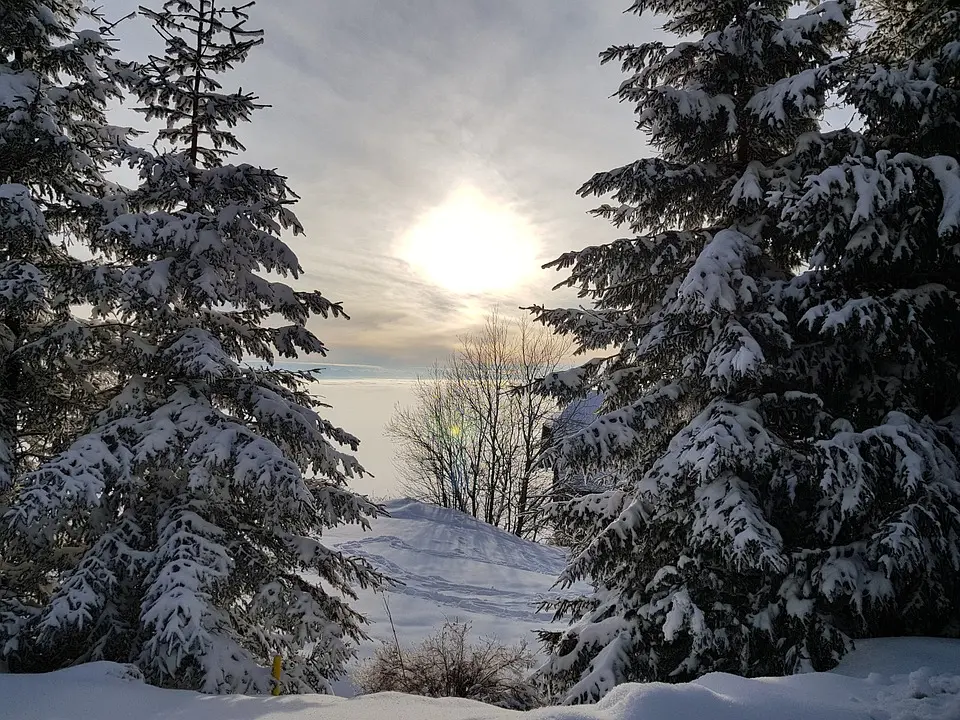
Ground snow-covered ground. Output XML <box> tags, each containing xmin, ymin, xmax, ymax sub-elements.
<box><xmin>320</xmin><ymin>498</ymin><xmax>572</xmax><ymax>654</ymax></box>
<box><xmin>2</xmin><ymin>499</ymin><xmax>958</xmax><ymax>719</ymax></box>
<box><xmin>3</xmin><ymin>638</ymin><xmax>959</xmax><ymax>720</ymax></box>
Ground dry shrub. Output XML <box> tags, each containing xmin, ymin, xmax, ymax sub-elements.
<box><xmin>353</xmin><ymin>620</ymin><xmax>540</xmax><ymax>709</ymax></box>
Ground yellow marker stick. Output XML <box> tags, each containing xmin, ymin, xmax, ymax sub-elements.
<box><xmin>271</xmin><ymin>655</ymin><xmax>282</xmax><ymax>696</ymax></box>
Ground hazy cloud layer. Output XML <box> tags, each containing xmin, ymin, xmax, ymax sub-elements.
<box><xmin>106</xmin><ymin>0</ymin><xmax>662</xmax><ymax>369</ymax></box>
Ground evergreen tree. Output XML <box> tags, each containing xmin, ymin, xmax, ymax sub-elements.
<box><xmin>529</xmin><ymin>0</ymin><xmax>860</xmax><ymax>703</ymax></box>
<box><xmin>772</xmin><ymin>0</ymin><xmax>960</xmax><ymax>647</ymax></box>
<box><xmin>0</xmin><ymin>1</ymin><xmax>134</xmax><ymax>643</ymax></box>
<box><xmin>1</xmin><ymin>0</ymin><xmax>384</xmax><ymax>694</ymax></box>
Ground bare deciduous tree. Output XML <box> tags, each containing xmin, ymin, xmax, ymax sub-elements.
<box><xmin>386</xmin><ymin>311</ymin><xmax>568</xmax><ymax>539</ymax></box>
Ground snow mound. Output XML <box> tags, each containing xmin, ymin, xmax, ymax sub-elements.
<box><xmin>2</xmin><ymin>638</ymin><xmax>959</xmax><ymax>720</ymax></box>
<box><xmin>320</xmin><ymin>499</ymin><xmax>573</xmax><ymax>652</ymax></box>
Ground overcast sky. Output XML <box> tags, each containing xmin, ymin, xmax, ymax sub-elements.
<box><xmin>104</xmin><ymin>1</ymin><xmax>662</xmax><ymax>371</ymax></box>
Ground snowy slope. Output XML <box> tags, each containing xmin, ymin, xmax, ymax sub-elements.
<box><xmin>3</xmin><ymin>638</ymin><xmax>959</xmax><ymax>720</ymax></box>
<box><xmin>319</xmin><ymin>498</ymin><xmax>572</xmax><ymax>654</ymax></box>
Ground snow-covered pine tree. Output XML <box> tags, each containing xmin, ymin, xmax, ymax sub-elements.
<box><xmin>770</xmin><ymin>0</ymin><xmax>960</xmax><ymax>642</ymax></box>
<box><xmin>1</xmin><ymin>0</ymin><xmax>385</xmax><ymax>694</ymax></box>
<box><xmin>0</xmin><ymin>2</ymin><xmax>135</xmax><ymax>641</ymax></box>
<box><xmin>528</xmin><ymin>0</ymin><xmax>857</xmax><ymax>703</ymax></box>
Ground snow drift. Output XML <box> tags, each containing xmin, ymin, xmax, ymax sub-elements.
<box><xmin>1</xmin><ymin>637</ymin><xmax>958</xmax><ymax>720</ymax></box>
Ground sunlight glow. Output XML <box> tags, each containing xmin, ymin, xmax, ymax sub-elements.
<box><xmin>398</xmin><ymin>185</ymin><xmax>541</xmax><ymax>294</ymax></box>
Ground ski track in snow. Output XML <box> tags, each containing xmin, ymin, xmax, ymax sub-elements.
<box><xmin>332</xmin><ymin>536</ymin><xmax>554</xmax><ymax>624</ymax></box>
<box><xmin>335</xmin><ymin>531</ymin><xmax>566</xmax><ymax>576</ymax></box>
<box><xmin>319</xmin><ymin>499</ymin><xmax>577</xmax><ymax>651</ymax></box>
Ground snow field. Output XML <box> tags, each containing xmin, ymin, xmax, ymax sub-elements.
<box><xmin>319</xmin><ymin>498</ymin><xmax>576</xmax><ymax>654</ymax></box>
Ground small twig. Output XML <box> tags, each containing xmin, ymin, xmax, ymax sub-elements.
<box><xmin>382</xmin><ymin>594</ymin><xmax>406</xmax><ymax>682</ymax></box>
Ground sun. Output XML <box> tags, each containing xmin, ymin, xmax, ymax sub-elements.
<box><xmin>398</xmin><ymin>184</ymin><xmax>541</xmax><ymax>294</ymax></box>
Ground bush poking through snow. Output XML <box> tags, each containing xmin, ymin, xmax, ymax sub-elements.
<box><xmin>354</xmin><ymin>620</ymin><xmax>540</xmax><ymax>709</ymax></box>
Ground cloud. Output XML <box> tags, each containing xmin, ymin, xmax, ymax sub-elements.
<box><xmin>106</xmin><ymin>0</ymin><xmax>661</xmax><ymax>368</ymax></box>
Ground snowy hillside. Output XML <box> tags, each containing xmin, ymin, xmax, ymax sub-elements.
<box><xmin>319</xmin><ymin>498</ymin><xmax>572</xmax><ymax>654</ymax></box>
<box><xmin>3</xmin><ymin>638</ymin><xmax>959</xmax><ymax>720</ymax></box>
